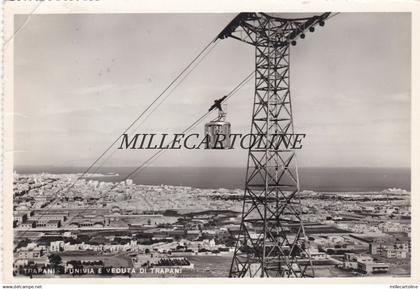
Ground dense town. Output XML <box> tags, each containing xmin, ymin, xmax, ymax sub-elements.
<box><xmin>13</xmin><ymin>172</ymin><xmax>411</xmax><ymax>277</ymax></box>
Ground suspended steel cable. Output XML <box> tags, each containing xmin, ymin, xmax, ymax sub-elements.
<box><xmin>80</xmin><ymin>39</ymin><xmax>220</xmax><ymax>179</ymax></box>
<box><xmin>14</xmin><ymin>70</ymin><xmax>254</xmax><ymax>245</ymax></box>
<box><xmin>57</xmin><ymin>70</ymin><xmax>255</xmax><ymax>222</ymax></box>
<box><xmin>15</xmin><ymin>38</ymin><xmax>220</xmax><ymax>239</ymax></box>
<box><xmin>90</xmin><ymin>40</ymin><xmax>220</xmax><ymax>175</ymax></box>
<box><xmin>122</xmin><ymin>70</ymin><xmax>255</xmax><ymax>181</ymax></box>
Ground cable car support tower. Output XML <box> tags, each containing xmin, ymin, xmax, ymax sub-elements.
<box><xmin>217</xmin><ymin>12</ymin><xmax>331</xmax><ymax>278</ymax></box>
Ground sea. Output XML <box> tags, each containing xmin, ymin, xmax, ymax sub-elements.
<box><xmin>14</xmin><ymin>166</ymin><xmax>411</xmax><ymax>192</ymax></box>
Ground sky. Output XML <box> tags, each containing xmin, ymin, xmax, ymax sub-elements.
<box><xmin>14</xmin><ymin>13</ymin><xmax>411</xmax><ymax>168</ymax></box>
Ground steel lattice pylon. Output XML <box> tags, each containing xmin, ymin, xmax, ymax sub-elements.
<box><xmin>217</xmin><ymin>12</ymin><xmax>331</xmax><ymax>278</ymax></box>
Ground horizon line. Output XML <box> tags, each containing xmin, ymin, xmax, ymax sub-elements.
<box><xmin>14</xmin><ymin>165</ymin><xmax>411</xmax><ymax>169</ymax></box>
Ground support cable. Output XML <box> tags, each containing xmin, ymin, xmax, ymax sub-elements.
<box><xmin>90</xmin><ymin>40</ymin><xmax>219</xmax><ymax>175</ymax></box>
<box><xmin>60</xmin><ymin>70</ymin><xmax>255</xmax><ymax>222</ymax></box>
<box><xmin>15</xmin><ymin>37</ymin><xmax>219</xmax><ymax>239</ymax></box>
<box><xmin>16</xmin><ymin>69</ymin><xmax>254</xmax><ymax>246</ymax></box>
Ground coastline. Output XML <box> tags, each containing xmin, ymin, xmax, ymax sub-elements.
<box><xmin>13</xmin><ymin>166</ymin><xmax>411</xmax><ymax>192</ymax></box>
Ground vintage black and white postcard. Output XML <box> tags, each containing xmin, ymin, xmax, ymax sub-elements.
<box><xmin>1</xmin><ymin>0</ymin><xmax>419</xmax><ymax>287</ymax></box>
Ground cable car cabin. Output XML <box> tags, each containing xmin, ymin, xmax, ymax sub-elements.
<box><xmin>204</xmin><ymin>111</ymin><xmax>231</xmax><ymax>149</ymax></box>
